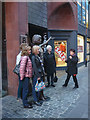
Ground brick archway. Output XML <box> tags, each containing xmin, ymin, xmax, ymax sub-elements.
<box><xmin>48</xmin><ymin>2</ymin><xmax>78</xmax><ymax>30</ymax></box>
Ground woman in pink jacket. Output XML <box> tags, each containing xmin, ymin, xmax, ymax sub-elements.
<box><xmin>20</xmin><ymin>46</ymin><xmax>33</xmax><ymax>108</ymax></box>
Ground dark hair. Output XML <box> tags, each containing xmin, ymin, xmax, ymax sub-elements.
<box><xmin>70</xmin><ymin>49</ymin><xmax>75</xmax><ymax>53</ymax></box>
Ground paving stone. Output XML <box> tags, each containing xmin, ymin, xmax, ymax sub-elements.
<box><xmin>2</xmin><ymin>65</ymin><xmax>88</xmax><ymax>118</ymax></box>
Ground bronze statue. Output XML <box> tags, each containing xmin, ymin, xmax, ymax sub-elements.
<box><xmin>32</xmin><ymin>34</ymin><xmax>53</xmax><ymax>61</ymax></box>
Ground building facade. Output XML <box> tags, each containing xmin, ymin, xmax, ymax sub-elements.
<box><xmin>2</xmin><ymin>1</ymin><xmax>90</xmax><ymax>96</ymax></box>
<box><xmin>47</xmin><ymin>1</ymin><xmax>90</xmax><ymax>69</ymax></box>
<box><xmin>2</xmin><ymin>2</ymin><xmax>48</xmax><ymax>96</ymax></box>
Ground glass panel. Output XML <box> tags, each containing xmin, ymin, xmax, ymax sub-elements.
<box><xmin>77</xmin><ymin>1</ymin><xmax>82</xmax><ymax>23</ymax></box>
<box><xmin>77</xmin><ymin>35</ymin><xmax>84</xmax><ymax>63</ymax></box>
<box><xmin>87</xmin><ymin>38</ymin><xmax>90</xmax><ymax>54</ymax></box>
<box><xmin>87</xmin><ymin>55</ymin><xmax>90</xmax><ymax>61</ymax></box>
<box><xmin>54</xmin><ymin>41</ymin><xmax>67</xmax><ymax>67</ymax></box>
<box><xmin>86</xmin><ymin>0</ymin><xmax>88</xmax><ymax>28</ymax></box>
<box><xmin>87</xmin><ymin>42</ymin><xmax>90</xmax><ymax>54</ymax></box>
<box><xmin>87</xmin><ymin>38</ymin><xmax>90</xmax><ymax>42</ymax></box>
<box><xmin>82</xmin><ymin>1</ymin><xmax>86</xmax><ymax>25</ymax></box>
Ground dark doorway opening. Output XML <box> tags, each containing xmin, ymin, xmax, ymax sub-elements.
<box><xmin>28</xmin><ymin>23</ymin><xmax>48</xmax><ymax>45</ymax></box>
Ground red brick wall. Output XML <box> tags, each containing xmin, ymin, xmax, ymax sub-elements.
<box><xmin>47</xmin><ymin>2</ymin><xmax>78</xmax><ymax>30</ymax></box>
<box><xmin>5</xmin><ymin>2</ymin><xmax>28</xmax><ymax>96</ymax></box>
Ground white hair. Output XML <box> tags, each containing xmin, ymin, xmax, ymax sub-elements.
<box><xmin>46</xmin><ymin>45</ymin><xmax>52</xmax><ymax>50</ymax></box>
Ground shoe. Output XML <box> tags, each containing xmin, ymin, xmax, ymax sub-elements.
<box><xmin>51</xmin><ymin>84</ymin><xmax>55</xmax><ymax>87</ymax></box>
<box><xmin>73</xmin><ymin>86</ymin><xmax>79</xmax><ymax>89</ymax></box>
<box><xmin>17</xmin><ymin>98</ymin><xmax>22</xmax><ymax>102</ymax></box>
<box><xmin>62</xmin><ymin>84</ymin><xmax>67</xmax><ymax>87</ymax></box>
<box><xmin>38</xmin><ymin>100</ymin><xmax>43</xmax><ymax>104</ymax></box>
<box><xmin>34</xmin><ymin>102</ymin><xmax>42</xmax><ymax>106</ymax></box>
<box><xmin>44</xmin><ymin>96</ymin><xmax>49</xmax><ymax>99</ymax></box>
<box><xmin>46</xmin><ymin>85</ymin><xmax>50</xmax><ymax>87</ymax></box>
<box><xmin>43</xmin><ymin>96</ymin><xmax>50</xmax><ymax>101</ymax></box>
<box><xmin>24</xmin><ymin>105</ymin><xmax>33</xmax><ymax>108</ymax></box>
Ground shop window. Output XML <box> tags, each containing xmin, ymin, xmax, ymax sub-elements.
<box><xmin>54</xmin><ymin>41</ymin><xmax>67</xmax><ymax>67</ymax></box>
<box><xmin>77</xmin><ymin>35</ymin><xmax>84</xmax><ymax>63</ymax></box>
<box><xmin>87</xmin><ymin>38</ymin><xmax>90</xmax><ymax>42</ymax></box>
<box><xmin>87</xmin><ymin>38</ymin><xmax>90</xmax><ymax>61</ymax></box>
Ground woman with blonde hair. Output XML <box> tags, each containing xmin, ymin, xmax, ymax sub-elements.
<box><xmin>20</xmin><ymin>46</ymin><xmax>33</xmax><ymax>108</ymax></box>
<box><xmin>16</xmin><ymin>43</ymin><xmax>28</xmax><ymax>101</ymax></box>
<box><xmin>32</xmin><ymin>45</ymin><xmax>45</xmax><ymax>106</ymax></box>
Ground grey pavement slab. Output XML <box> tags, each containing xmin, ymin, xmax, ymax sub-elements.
<box><xmin>1</xmin><ymin>64</ymin><xmax>88</xmax><ymax>118</ymax></box>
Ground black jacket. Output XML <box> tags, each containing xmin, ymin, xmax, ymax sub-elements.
<box><xmin>44</xmin><ymin>51</ymin><xmax>56</xmax><ymax>76</ymax></box>
<box><xmin>65</xmin><ymin>55</ymin><xmax>78</xmax><ymax>75</ymax></box>
<box><xmin>32</xmin><ymin>54</ymin><xmax>44</xmax><ymax>78</ymax></box>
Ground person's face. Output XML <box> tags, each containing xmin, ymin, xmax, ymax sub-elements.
<box><xmin>27</xmin><ymin>48</ymin><xmax>31</xmax><ymax>55</ymax></box>
<box><xmin>48</xmin><ymin>47</ymin><xmax>52</xmax><ymax>52</ymax></box>
<box><xmin>37</xmin><ymin>37</ymin><xmax>42</xmax><ymax>44</ymax></box>
<box><xmin>36</xmin><ymin>48</ymin><xmax>40</xmax><ymax>55</ymax></box>
<box><xmin>70</xmin><ymin>51</ymin><xmax>74</xmax><ymax>56</ymax></box>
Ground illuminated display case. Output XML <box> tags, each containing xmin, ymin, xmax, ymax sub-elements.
<box><xmin>54</xmin><ymin>41</ymin><xmax>67</xmax><ymax>67</ymax></box>
<box><xmin>87</xmin><ymin>38</ymin><xmax>90</xmax><ymax>61</ymax></box>
<box><xmin>77</xmin><ymin>35</ymin><xmax>84</xmax><ymax>63</ymax></box>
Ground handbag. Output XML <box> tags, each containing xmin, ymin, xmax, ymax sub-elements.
<box><xmin>13</xmin><ymin>63</ymin><xmax>20</xmax><ymax>75</ymax></box>
<box><xmin>13</xmin><ymin>58</ymin><xmax>28</xmax><ymax>75</ymax></box>
<box><xmin>53</xmin><ymin>70</ymin><xmax>58</xmax><ymax>82</ymax></box>
<box><xmin>35</xmin><ymin>80</ymin><xmax>45</xmax><ymax>92</ymax></box>
<box><xmin>53</xmin><ymin>76</ymin><xmax>58</xmax><ymax>82</ymax></box>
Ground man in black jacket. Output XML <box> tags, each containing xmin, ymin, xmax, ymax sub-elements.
<box><xmin>63</xmin><ymin>49</ymin><xmax>79</xmax><ymax>89</ymax></box>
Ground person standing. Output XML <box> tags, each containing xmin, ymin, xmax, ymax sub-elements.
<box><xmin>85</xmin><ymin>58</ymin><xmax>87</xmax><ymax>67</ymax></box>
<box><xmin>32</xmin><ymin>45</ymin><xmax>46</xmax><ymax>106</ymax></box>
<box><xmin>16</xmin><ymin>43</ymin><xmax>28</xmax><ymax>101</ymax></box>
<box><xmin>44</xmin><ymin>45</ymin><xmax>56</xmax><ymax>87</ymax></box>
<box><xmin>20</xmin><ymin>46</ymin><xmax>33</xmax><ymax>108</ymax></box>
<box><xmin>63</xmin><ymin>49</ymin><xmax>79</xmax><ymax>89</ymax></box>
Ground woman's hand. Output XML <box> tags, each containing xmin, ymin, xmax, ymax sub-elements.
<box><xmin>69</xmin><ymin>56</ymin><xmax>72</xmax><ymax>59</ymax></box>
<box><xmin>37</xmin><ymin>77</ymin><xmax>40</xmax><ymax>81</ymax></box>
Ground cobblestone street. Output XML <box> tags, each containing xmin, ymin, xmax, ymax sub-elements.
<box><xmin>2</xmin><ymin>65</ymin><xmax>88</xmax><ymax>118</ymax></box>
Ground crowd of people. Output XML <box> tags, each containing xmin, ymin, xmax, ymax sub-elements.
<box><xmin>15</xmin><ymin>43</ymin><xmax>79</xmax><ymax>108</ymax></box>
<box><xmin>15</xmin><ymin>43</ymin><xmax>56</xmax><ymax>108</ymax></box>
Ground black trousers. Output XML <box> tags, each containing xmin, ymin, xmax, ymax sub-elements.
<box><xmin>64</xmin><ymin>73</ymin><xmax>79</xmax><ymax>87</ymax></box>
<box><xmin>47</xmin><ymin>73</ymin><xmax>54</xmax><ymax>85</ymax></box>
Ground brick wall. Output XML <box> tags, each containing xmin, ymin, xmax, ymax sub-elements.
<box><xmin>47</xmin><ymin>2</ymin><xmax>78</xmax><ymax>30</ymax></box>
<box><xmin>5</xmin><ymin>2</ymin><xmax>28</xmax><ymax>96</ymax></box>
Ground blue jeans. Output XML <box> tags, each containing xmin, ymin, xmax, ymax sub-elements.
<box><xmin>22</xmin><ymin>77</ymin><xmax>30</xmax><ymax>106</ymax></box>
<box><xmin>17</xmin><ymin>75</ymin><xmax>23</xmax><ymax>99</ymax></box>
<box><xmin>32</xmin><ymin>77</ymin><xmax>40</xmax><ymax>102</ymax></box>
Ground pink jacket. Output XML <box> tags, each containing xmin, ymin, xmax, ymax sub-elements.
<box><xmin>20</xmin><ymin>56</ymin><xmax>32</xmax><ymax>80</ymax></box>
